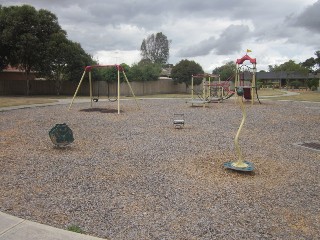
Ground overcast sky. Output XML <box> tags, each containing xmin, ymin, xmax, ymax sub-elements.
<box><xmin>1</xmin><ymin>0</ymin><xmax>320</xmax><ymax>72</ymax></box>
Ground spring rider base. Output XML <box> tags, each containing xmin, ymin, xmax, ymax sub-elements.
<box><xmin>223</xmin><ymin>161</ymin><xmax>254</xmax><ymax>172</ymax></box>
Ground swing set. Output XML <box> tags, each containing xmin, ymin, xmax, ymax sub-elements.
<box><xmin>69</xmin><ymin>64</ymin><xmax>140</xmax><ymax>114</ymax></box>
<box><xmin>92</xmin><ymin>79</ymin><xmax>117</xmax><ymax>103</ymax></box>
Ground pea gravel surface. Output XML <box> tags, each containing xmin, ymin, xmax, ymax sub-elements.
<box><xmin>0</xmin><ymin>99</ymin><xmax>319</xmax><ymax>240</ymax></box>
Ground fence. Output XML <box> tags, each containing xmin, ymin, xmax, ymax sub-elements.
<box><xmin>0</xmin><ymin>77</ymin><xmax>189</xmax><ymax>96</ymax></box>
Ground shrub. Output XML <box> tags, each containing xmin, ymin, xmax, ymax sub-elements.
<box><xmin>289</xmin><ymin>80</ymin><xmax>302</xmax><ymax>89</ymax></box>
<box><xmin>67</xmin><ymin>225</ymin><xmax>85</xmax><ymax>234</ymax></box>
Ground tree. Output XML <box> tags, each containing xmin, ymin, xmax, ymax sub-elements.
<box><xmin>314</xmin><ymin>50</ymin><xmax>320</xmax><ymax>72</ymax></box>
<box><xmin>270</xmin><ymin>60</ymin><xmax>308</xmax><ymax>74</ymax></box>
<box><xmin>38</xmin><ymin>32</ymin><xmax>93</xmax><ymax>94</ymax></box>
<box><xmin>270</xmin><ymin>60</ymin><xmax>309</xmax><ymax>89</ymax></box>
<box><xmin>127</xmin><ymin>61</ymin><xmax>161</xmax><ymax>95</ymax></box>
<box><xmin>140</xmin><ymin>32</ymin><xmax>170</xmax><ymax>65</ymax></box>
<box><xmin>60</xmin><ymin>41</ymin><xmax>94</xmax><ymax>82</ymax></box>
<box><xmin>129</xmin><ymin>61</ymin><xmax>161</xmax><ymax>82</ymax></box>
<box><xmin>0</xmin><ymin>5</ymin><xmax>63</xmax><ymax>95</ymax></box>
<box><xmin>301</xmin><ymin>57</ymin><xmax>316</xmax><ymax>72</ymax></box>
<box><xmin>212</xmin><ymin>61</ymin><xmax>236</xmax><ymax>81</ymax></box>
<box><xmin>0</xmin><ymin>4</ymin><xmax>94</xmax><ymax>95</ymax></box>
<box><xmin>171</xmin><ymin>59</ymin><xmax>204</xmax><ymax>89</ymax></box>
<box><xmin>0</xmin><ymin>6</ymin><xmax>10</xmax><ymax>70</ymax></box>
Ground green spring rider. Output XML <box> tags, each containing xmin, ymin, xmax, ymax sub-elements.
<box><xmin>49</xmin><ymin>123</ymin><xmax>74</xmax><ymax>147</ymax></box>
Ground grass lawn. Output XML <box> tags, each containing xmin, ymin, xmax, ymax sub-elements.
<box><xmin>263</xmin><ymin>90</ymin><xmax>320</xmax><ymax>102</ymax></box>
<box><xmin>0</xmin><ymin>90</ymin><xmax>319</xmax><ymax>108</ymax></box>
<box><xmin>0</xmin><ymin>96</ymin><xmax>58</xmax><ymax>107</ymax></box>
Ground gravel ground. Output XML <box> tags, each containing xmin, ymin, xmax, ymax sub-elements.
<box><xmin>0</xmin><ymin>99</ymin><xmax>319</xmax><ymax>240</ymax></box>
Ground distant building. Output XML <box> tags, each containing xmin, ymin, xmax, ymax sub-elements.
<box><xmin>241</xmin><ymin>71</ymin><xmax>320</xmax><ymax>88</ymax></box>
<box><xmin>160</xmin><ymin>66</ymin><xmax>172</xmax><ymax>78</ymax></box>
<box><xmin>0</xmin><ymin>65</ymin><xmax>36</xmax><ymax>81</ymax></box>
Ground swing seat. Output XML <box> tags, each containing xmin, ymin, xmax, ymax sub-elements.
<box><xmin>92</xmin><ymin>98</ymin><xmax>99</xmax><ymax>102</ymax></box>
<box><xmin>173</xmin><ymin>114</ymin><xmax>185</xmax><ymax>128</ymax></box>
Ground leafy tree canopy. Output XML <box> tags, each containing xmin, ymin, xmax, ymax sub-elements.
<box><xmin>313</xmin><ymin>50</ymin><xmax>320</xmax><ymax>72</ymax></box>
<box><xmin>140</xmin><ymin>32</ymin><xmax>171</xmax><ymax>65</ymax></box>
<box><xmin>301</xmin><ymin>57</ymin><xmax>316</xmax><ymax>72</ymax></box>
<box><xmin>171</xmin><ymin>59</ymin><xmax>204</xmax><ymax>88</ymax></box>
<box><xmin>212</xmin><ymin>61</ymin><xmax>235</xmax><ymax>81</ymax></box>
<box><xmin>270</xmin><ymin>60</ymin><xmax>309</xmax><ymax>75</ymax></box>
<box><xmin>0</xmin><ymin>5</ymin><xmax>62</xmax><ymax>71</ymax></box>
<box><xmin>0</xmin><ymin>4</ymin><xmax>95</xmax><ymax>94</ymax></box>
<box><xmin>128</xmin><ymin>61</ymin><xmax>162</xmax><ymax>82</ymax></box>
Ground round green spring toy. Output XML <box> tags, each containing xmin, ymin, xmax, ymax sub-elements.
<box><xmin>49</xmin><ymin>123</ymin><xmax>74</xmax><ymax>147</ymax></box>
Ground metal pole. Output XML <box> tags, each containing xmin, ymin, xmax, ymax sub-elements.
<box><xmin>202</xmin><ymin>77</ymin><xmax>206</xmax><ymax>108</ymax></box>
<box><xmin>122</xmin><ymin>71</ymin><xmax>140</xmax><ymax>110</ymax></box>
<box><xmin>208</xmin><ymin>76</ymin><xmax>211</xmax><ymax>99</ymax></box>
<box><xmin>202</xmin><ymin>77</ymin><xmax>206</xmax><ymax>100</ymax></box>
<box><xmin>252</xmin><ymin>63</ymin><xmax>256</xmax><ymax>105</ymax></box>
<box><xmin>191</xmin><ymin>76</ymin><xmax>194</xmax><ymax>100</ymax></box>
<box><xmin>117</xmin><ymin>67</ymin><xmax>120</xmax><ymax>114</ymax></box>
<box><xmin>89</xmin><ymin>71</ymin><xmax>92</xmax><ymax>108</ymax></box>
<box><xmin>69</xmin><ymin>70</ymin><xmax>86</xmax><ymax>110</ymax></box>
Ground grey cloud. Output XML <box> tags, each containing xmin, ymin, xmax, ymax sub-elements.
<box><xmin>176</xmin><ymin>36</ymin><xmax>217</xmax><ymax>57</ymax></box>
<box><xmin>1</xmin><ymin>0</ymin><xmax>317</xmax><ymax>68</ymax></box>
<box><xmin>1</xmin><ymin>0</ymin><xmax>256</xmax><ymax>29</ymax></box>
<box><xmin>177</xmin><ymin>25</ymin><xmax>250</xmax><ymax>57</ymax></box>
<box><xmin>214</xmin><ymin>25</ymin><xmax>250</xmax><ymax>54</ymax></box>
<box><xmin>293</xmin><ymin>0</ymin><xmax>320</xmax><ymax>33</ymax></box>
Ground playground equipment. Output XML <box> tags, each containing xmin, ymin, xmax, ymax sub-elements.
<box><xmin>235</xmin><ymin>53</ymin><xmax>261</xmax><ymax>104</ymax></box>
<box><xmin>173</xmin><ymin>113</ymin><xmax>185</xmax><ymax>129</ymax></box>
<box><xmin>49</xmin><ymin>123</ymin><xmax>74</xmax><ymax>147</ymax></box>
<box><xmin>223</xmin><ymin>86</ymin><xmax>254</xmax><ymax>172</ymax></box>
<box><xmin>205</xmin><ymin>74</ymin><xmax>235</xmax><ymax>101</ymax></box>
<box><xmin>92</xmin><ymin>80</ymin><xmax>118</xmax><ymax>103</ymax></box>
<box><xmin>189</xmin><ymin>74</ymin><xmax>212</xmax><ymax>106</ymax></box>
<box><xmin>189</xmin><ymin>74</ymin><xmax>235</xmax><ymax>106</ymax></box>
<box><xmin>69</xmin><ymin>64</ymin><xmax>140</xmax><ymax>114</ymax></box>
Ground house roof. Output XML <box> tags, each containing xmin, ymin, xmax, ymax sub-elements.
<box><xmin>3</xmin><ymin>65</ymin><xmax>24</xmax><ymax>72</ymax></box>
<box><xmin>256</xmin><ymin>71</ymin><xmax>319</xmax><ymax>80</ymax></box>
<box><xmin>240</xmin><ymin>71</ymin><xmax>319</xmax><ymax>80</ymax></box>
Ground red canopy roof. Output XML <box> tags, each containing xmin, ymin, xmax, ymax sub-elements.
<box><xmin>236</xmin><ymin>54</ymin><xmax>256</xmax><ymax>64</ymax></box>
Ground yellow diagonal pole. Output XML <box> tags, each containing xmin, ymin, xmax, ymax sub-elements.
<box><xmin>69</xmin><ymin>70</ymin><xmax>86</xmax><ymax>110</ymax></box>
<box><xmin>122</xmin><ymin>70</ymin><xmax>140</xmax><ymax>110</ymax></box>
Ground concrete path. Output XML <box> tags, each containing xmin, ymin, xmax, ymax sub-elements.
<box><xmin>0</xmin><ymin>98</ymin><xmax>92</xmax><ymax>112</ymax></box>
<box><xmin>259</xmin><ymin>89</ymin><xmax>300</xmax><ymax>98</ymax></box>
<box><xmin>0</xmin><ymin>212</ymin><xmax>105</xmax><ymax>240</ymax></box>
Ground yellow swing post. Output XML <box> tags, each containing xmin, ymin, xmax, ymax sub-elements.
<box><xmin>251</xmin><ymin>63</ymin><xmax>256</xmax><ymax>105</ymax></box>
<box><xmin>191</xmin><ymin>76</ymin><xmax>194</xmax><ymax>101</ymax></box>
<box><xmin>89</xmin><ymin>71</ymin><xmax>93</xmax><ymax>108</ymax></box>
<box><xmin>69</xmin><ymin>69</ymin><xmax>87</xmax><ymax>111</ymax></box>
<box><xmin>218</xmin><ymin>75</ymin><xmax>222</xmax><ymax>99</ymax></box>
<box><xmin>117</xmin><ymin>67</ymin><xmax>120</xmax><ymax>114</ymax></box>
<box><xmin>122</xmin><ymin>70</ymin><xmax>140</xmax><ymax>110</ymax></box>
<box><xmin>115</xmin><ymin>65</ymin><xmax>140</xmax><ymax>114</ymax></box>
<box><xmin>202</xmin><ymin>77</ymin><xmax>206</xmax><ymax>108</ymax></box>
